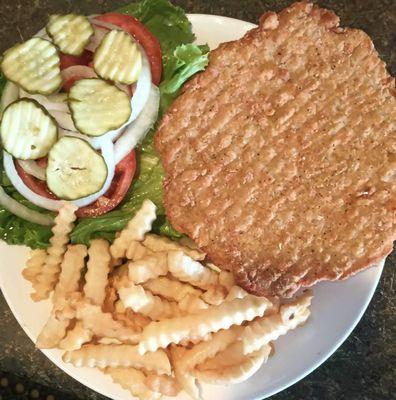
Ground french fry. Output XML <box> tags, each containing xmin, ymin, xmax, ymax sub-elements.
<box><xmin>201</xmin><ymin>285</ymin><xmax>227</xmax><ymax>305</ymax></box>
<box><xmin>178</xmin><ymin>328</ymin><xmax>241</xmax><ymax>372</ymax></box>
<box><xmin>52</xmin><ymin>244</ymin><xmax>87</xmax><ymax>308</ymax></box>
<box><xmin>84</xmin><ymin>239</ymin><xmax>111</xmax><ymax>306</ymax></box>
<box><xmin>126</xmin><ymin>241</ymin><xmax>153</xmax><ymax>260</ymax></box>
<box><xmin>205</xmin><ymin>263</ymin><xmax>221</xmax><ymax>273</ymax></box>
<box><xmin>178</xmin><ymin>236</ymin><xmax>205</xmax><ymax>258</ymax></box>
<box><xmin>113</xmin><ymin>309</ymin><xmax>151</xmax><ymax>331</ymax></box>
<box><xmin>128</xmin><ymin>254</ymin><xmax>168</xmax><ymax>284</ymax></box>
<box><xmin>139</xmin><ymin>295</ymin><xmax>272</xmax><ymax>354</ymax></box>
<box><xmin>36</xmin><ymin>245</ymin><xmax>86</xmax><ymax>348</ymax></box>
<box><xmin>225</xmin><ymin>286</ymin><xmax>248</xmax><ymax>301</ymax></box>
<box><xmin>110</xmin><ymin>199</ymin><xmax>156</xmax><ymax>259</ymax></box>
<box><xmin>170</xmin><ymin>346</ymin><xmax>201</xmax><ymax>400</ymax></box>
<box><xmin>104</xmin><ymin>367</ymin><xmax>161</xmax><ymax>400</ymax></box>
<box><xmin>22</xmin><ymin>249</ymin><xmax>47</xmax><ymax>283</ymax></box>
<box><xmin>178</xmin><ymin>294</ymin><xmax>208</xmax><ymax>313</ymax></box>
<box><xmin>241</xmin><ymin>292</ymin><xmax>312</xmax><ymax>354</ymax></box>
<box><xmin>178</xmin><ymin>333</ymin><xmax>212</xmax><ymax>347</ymax></box>
<box><xmin>196</xmin><ymin>341</ymin><xmax>247</xmax><ymax>371</ymax></box>
<box><xmin>168</xmin><ymin>251</ymin><xmax>219</xmax><ymax>289</ymax></box>
<box><xmin>192</xmin><ymin>344</ymin><xmax>271</xmax><ymax>385</ymax></box>
<box><xmin>102</xmin><ymin>285</ymin><xmax>118</xmax><ymax>314</ymax></box>
<box><xmin>75</xmin><ymin>301</ymin><xmax>140</xmax><ymax>343</ymax></box>
<box><xmin>218</xmin><ymin>271</ymin><xmax>235</xmax><ymax>290</ymax></box>
<box><xmin>32</xmin><ymin>202</ymin><xmax>77</xmax><ymax>301</ymax></box>
<box><xmin>36</xmin><ymin>313</ymin><xmax>70</xmax><ymax>348</ymax></box>
<box><xmin>97</xmin><ymin>338</ymin><xmax>123</xmax><ymax>345</ymax></box>
<box><xmin>143</xmin><ymin>277</ymin><xmax>202</xmax><ymax>302</ymax></box>
<box><xmin>145</xmin><ymin>373</ymin><xmax>180</xmax><ymax>396</ymax></box>
<box><xmin>143</xmin><ymin>234</ymin><xmax>205</xmax><ymax>261</ymax></box>
<box><xmin>118</xmin><ymin>284</ymin><xmax>181</xmax><ymax>320</ymax></box>
<box><xmin>59</xmin><ymin>321</ymin><xmax>93</xmax><ymax>351</ymax></box>
<box><xmin>63</xmin><ymin>344</ymin><xmax>171</xmax><ymax>374</ymax></box>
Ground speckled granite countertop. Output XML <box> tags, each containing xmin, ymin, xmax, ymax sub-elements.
<box><xmin>0</xmin><ymin>1</ymin><xmax>395</xmax><ymax>399</ymax></box>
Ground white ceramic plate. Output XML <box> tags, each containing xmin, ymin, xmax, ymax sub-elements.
<box><xmin>0</xmin><ymin>14</ymin><xmax>385</xmax><ymax>400</ymax></box>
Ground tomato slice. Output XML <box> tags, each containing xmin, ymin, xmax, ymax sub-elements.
<box><xmin>15</xmin><ymin>161</ymin><xmax>56</xmax><ymax>199</ymax></box>
<box><xmin>76</xmin><ymin>150</ymin><xmax>136</xmax><ymax>217</ymax></box>
<box><xmin>59</xmin><ymin>50</ymin><xmax>93</xmax><ymax>70</ymax></box>
<box><xmin>15</xmin><ymin>151</ymin><xmax>136</xmax><ymax>217</ymax></box>
<box><xmin>95</xmin><ymin>13</ymin><xmax>162</xmax><ymax>85</ymax></box>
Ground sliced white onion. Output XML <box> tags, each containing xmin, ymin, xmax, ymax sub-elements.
<box><xmin>49</xmin><ymin>110</ymin><xmax>77</xmax><ymax>131</ymax></box>
<box><xmin>19</xmin><ymin>88</ymin><xmax>69</xmax><ymax>113</ymax></box>
<box><xmin>0</xmin><ymin>185</ymin><xmax>53</xmax><ymax>226</ymax></box>
<box><xmin>0</xmin><ymin>81</ymin><xmax>19</xmax><ymax>116</ymax></box>
<box><xmin>3</xmin><ymin>139</ymin><xmax>115</xmax><ymax>211</ymax></box>
<box><xmin>61</xmin><ymin>65</ymin><xmax>98</xmax><ymax>85</ymax></box>
<box><xmin>4</xmin><ymin>151</ymin><xmax>64</xmax><ymax>211</ymax></box>
<box><xmin>90</xmin><ymin>18</ymin><xmax>123</xmax><ymax>32</ymax></box>
<box><xmin>17</xmin><ymin>160</ymin><xmax>46</xmax><ymax>181</ymax></box>
<box><xmin>85</xmin><ymin>25</ymin><xmax>108</xmax><ymax>52</ymax></box>
<box><xmin>114</xmin><ymin>84</ymin><xmax>160</xmax><ymax>164</ymax></box>
<box><xmin>90</xmin><ymin>48</ymin><xmax>152</xmax><ymax>149</ymax></box>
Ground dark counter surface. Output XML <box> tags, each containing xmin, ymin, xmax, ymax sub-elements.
<box><xmin>0</xmin><ymin>1</ymin><xmax>395</xmax><ymax>399</ymax></box>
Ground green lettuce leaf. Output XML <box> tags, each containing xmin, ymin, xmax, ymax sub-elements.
<box><xmin>116</xmin><ymin>0</ymin><xmax>194</xmax><ymax>55</ymax></box>
<box><xmin>0</xmin><ymin>0</ymin><xmax>209</xmax><ymax>248</ymax></box>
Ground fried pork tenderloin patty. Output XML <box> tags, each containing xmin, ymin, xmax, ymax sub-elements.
<box><xmin>155</xmin><ymin>2</ymin><xmax>396</xmax><ymax>297</ymax></box>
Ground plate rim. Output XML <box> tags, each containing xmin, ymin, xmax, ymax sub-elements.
<box><xmin>0</xmin><ymin>12</ymin><xmax>385</xmax><ymax>400</ymax></box>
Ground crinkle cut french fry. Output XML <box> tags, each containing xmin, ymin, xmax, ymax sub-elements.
<box><xmin>52</xmin><ymin>244</ymin><xmax>87</xmax><ymax>308</ymax></box>
<box><xmin>36</xmin><ymin>313</ymin><xmax>70</xmax><ymax>349</ymax></box>
<box><xmin>197</xmin><ymin>341</ymin><xmax>247</xmax><ymax>371</ymax></box>
<box><xmin>63</xmin><ymin>344</ymin><xmax>171</xmax><ymax>374</ymax></box>
<box><xmin>143</xmin><ymin>277</ymin><xmax>202</xmax><ymax>302</ymax></box>
<box><xmin>178</xmin><ymin>333</ymin><xmax>213</xmax><ymax>347</ymax></box>
<box><xmin>179</xmin><ymin>328</ymin><xmax>241</xmax><ymax>371</ymax></box>
<box><xmin>84</xmin><ymin>239</ymin><xmax>111</xmax><ymax>306</ymax></box>
<box><xmin>126</xmin><ymin>241</ymin><xmax>153</xmax><ymax>260</ymax></box>
<box><xmin>139</xmin><ymin>295</ymin><xmax>272</xmax><ymax>354</ymax></box>
<box><xmin>178</xmin><ymin>293</ymin><xmax>208</xmax><ymax>313</ymax></box>
<box><xmin>201</xmin><ymin>285</ymin><xmax>227</xmax><ymax>305</ymax></box>
<box><xmin>118</xmin><ymin>284</ymin><xmax>181</xmax><ymax>320</ymax></box>
<box><xmin>242</xmin><ymin>292</ymin><xmax>312</xmax><ymax>354</ymax></box>
<box><xmin>128</xmin><ymin>254</ymin><xmax>168</xmax><ymax>284</ymax></box>
<box><xmin>59</xmin><ymin>321</ymin><xmax>93</xmax><ymax>351</ymax></box>
<box><xmin>22</xmin><ymin>249</ymin><xmax>47</xmax><ymax>283</ymax></box>
<box><xmin>102</xmin><ymin>285</ymin><xmax>118</xmax><ymax>314</ymax></box>
<box><xmin>32</xmin><ymin>202</ymin><xmax>77</xmax><ymax>301</ymax></box>
<box><xmin>143</xmin><ymin>233</ymin><xmax>205</xmax><ymax>261</ymax></box>
<box><xmin>98</xmin><ymin>337</ymin><xmax>123</xmax><ymax>345</ymax></box>
<box><xmin>145</xmin><ymin>373</ymin><xmax>180</xmax><ymax>397</ymax></box>
<box><xmin>225</xmin><ymin>286</ymin><xmax>248</xmax><ymax>301</ymax></box>
<box><xmin>192</xmin><ymin>344</ymin><xmax>271</xmax><ymax>385</ymax></box>
<box><xmin>114</xmin><ymin>309</ymin><xmax>151</xmax><ymax>331</ymax></box>
<box><xmin>75</xmin><ymin>301</ymin><xmax>140</xmax><ymax>343</ymax></box>
<box><xmin>104</xmin><ymin>367</ymin><xmax>161</xmax><ymax>400</ymax></box>
<box><xmin>168</xmin><ymin>251</ymin><xmax>219</xmax><ymax>289</ymax></box>
<box><xmin>170</xmin><ymin>346</ymin><xmax>201</xmax><ymax>400</ymax></box>
<box><xmin>110</xmin><ymin>199</ymin><xmax>156</xmax><ymax>259</ymax></box>
<box><xmin>218</xmin><ymin>271</ymin><xmax>235</xmax><ymax>290</ymax></box>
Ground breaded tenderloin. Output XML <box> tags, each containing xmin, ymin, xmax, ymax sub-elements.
<box><xmin>155</xmin><ymin>2</ymin><xmax>396</xmax><ymax>297</ymax></box>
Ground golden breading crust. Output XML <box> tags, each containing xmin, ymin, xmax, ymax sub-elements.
<box><xmin>155</xmin><ymin>2</ymin><xmax>396</xmax><ymax>297</ymax></box>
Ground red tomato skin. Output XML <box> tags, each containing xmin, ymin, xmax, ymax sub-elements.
<box><xmin>15</xmin><ymin>162</ymin><xmax>56</xmax><ymax>199</ymax></box>
<box><xmin>59</xmin><ymin>50</ymin><xmax>93</xmax><ymax>70</ymax></box>
<box><xmin>75</xmin><ymin>150</ymin><xmax>136</xmax><ymax>217</ymax></box>
<box><xmin>95</xmin><ymin>13</ymin><xmax>162</xmax><ymax>85</ymax></box>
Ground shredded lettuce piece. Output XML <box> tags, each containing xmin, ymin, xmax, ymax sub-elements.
<box><xmin>0</xmin><ymin>0</ymin><xmax>209</xmax><ymax>248</ymax></box>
